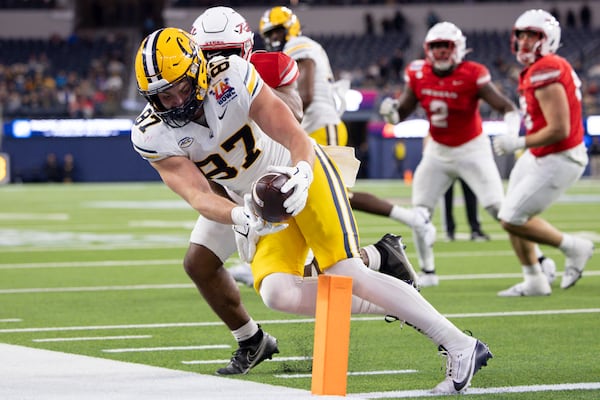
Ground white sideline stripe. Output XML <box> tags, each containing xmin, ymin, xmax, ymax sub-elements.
<box><xmin>0</xmin><ymin>259</ymin><xmax>182</xmax><ymax>269</ymax></box>
<box><xmin>2</xmin><ymin>308</ymin><xmax>599</xmax><ymax>334</ymax></box>
<box><xmin>33</xmin><ymin>335</ymin><xmax>152</xmax><ymax>342</ymax></box>
<box><xmin>103</xmin><ymin>344</ymin><xmax>230</xmax><ymax>353</ymax></box>
<box><xmin>349</xmin><ymin>382</ymin><xmax>600</xmax><ymax>398</ymax></box>
<box><xmin>3</xmin><ymin>269</ymin><xmax>600</xmax><ymax>293</ymax></box>
<box><xmin>0</xmin><ymin>343</ymin><xmax>333</xmax><ymax>400</ymax></box>
<box><xmin>276</xmin><ymin>370</ymin><xmax>418</xmax><ymax>379</ymax></box>
<box><xmin>0</xmin><ymin>284</ymin><xmax>194</xmax><ymax>294</ymax></box>
<box><xmin>183</xmin><ymin>356</ymin><xmax>312</xmax><ymax>365</ymax></box>
<box><xmin>0</xmin><ymin>318</ymin><xmax>22</xmax><ymax>322</ymax></box>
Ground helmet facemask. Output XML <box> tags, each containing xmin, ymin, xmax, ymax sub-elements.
<box><xmin>512</xmin><ymin>9</ymin><xmax>561</xmax><ymax>65</ymax></box>
<box><xmin>262</xmin><ymin>26</ymin><xmax>287</xmax><ymax>52</ymax></box>
<box><xmin>151</xmin><ymin>76</ymin><xmax>205</xmax><ymax>129</ymax></box>
<box><xmin>423</xmin><ymin>22</ymin><xmax>467</xmax><ymax>72</ymax></box>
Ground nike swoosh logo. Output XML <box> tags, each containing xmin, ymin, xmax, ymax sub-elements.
<box><xmin>218</xmin><ymin>106</ymin><xmax>228</xmax><ymax>120</ymax></box>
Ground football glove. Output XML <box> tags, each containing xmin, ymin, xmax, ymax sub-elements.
<box><xmin>492</xmin><ymin>135</ymin><xmax>526</xmax><ymax>156</ymax></box>
<box><xmin>379</xmin><ymin>97</ymin><xmax>400</xmax><ymax>125</ymax></box>
<box><xmin>268</xmin><ymin>161</ymin><xmax>313</xmax><ymax>216</ymax></box>
<box><xmin>232</xmin><ymin>224</ymin><xmax>258</xmax><ymax>263</ymax></box>
<box><xmin>231</xmin><ymin>194</ymin><xmax>288</xmax><ymax>236</ymax></box>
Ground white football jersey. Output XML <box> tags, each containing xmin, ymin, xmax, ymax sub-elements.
<box><xmin>284</xmin><ymin>36</ymin><xmax>340</xmax><ymax>133</ymax></box>
<box><xmin>131</xmin><ymin>55</ymin><xmax>291</xmax><ymax>198</ymax></box>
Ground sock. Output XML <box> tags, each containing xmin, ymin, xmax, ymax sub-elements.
<box><xmin>389</xmin><ymin>205</ymin><xmax>415</xmax><ymax>227</ymax></box>
<box><xmin>558</xmin><ymin>233</ymin><xmax>576</xmax><ymax>255</ymax></box>
<box><xmin>362</xmin><ymin>244</ymin><xmax>382</xmax><ymax>271</ymax></box>
<box><xmin>522</xmin><ymin>264</ymin><xmax>542</xmax><ymax>283</ymax></box>
<box><xmin>232</xmin><ymin>319</ymin><xmax>260</xmax><ymax>344</ymax></box>
<box><xmin>327</xmin><ymin>258</ymin><xmax>472</xmax><ymax>353</ymax></box>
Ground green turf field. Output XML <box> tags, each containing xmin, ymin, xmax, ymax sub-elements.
<box><xmin>1</xmin><ymin>179</ymin><xmax>599</xmax><ymax>399</ymax></box>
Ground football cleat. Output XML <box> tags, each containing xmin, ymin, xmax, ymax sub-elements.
<box><xmin>497</xmin><ymin>274</ymin><xmax>551</xmax><ymax>297</ymax></box>
<box><xmin>216</xmin><ymin>331</ymin><xmax>279</xmax><ymax>375</ymax></box>
<box><xmin>561</xmin><ymin>238</ymin><xmax>594</xmax><ymax>289</ymax></box>
<box><xmin>418</xmin><ymin>271</ymin><xmax>440</xmax><ymax>287</ymax></box>
<box><xmin>374</xmin><ymin>233</ymin><xmax>419</xmax><ymax>287</ymax></box>
<box><xmin>470</xmin><ymin>230</ymin><xmax>490</xmax><ymax>242</ymax></box>
<box><xmin>539</xmin><ymin>256</ymin><xmax>557</xmax><ymax>285</ymax></box>
<box><xmin>432</xmin><ymin>339</ymin><xmax>493</xmax><ymax>394</ymax></box>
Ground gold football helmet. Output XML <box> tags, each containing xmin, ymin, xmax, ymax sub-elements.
<box><xmin>259</xmin><ymin>6</ymin><xmax>301</xmax><ymax>52</ymax></box>
<box><xmin>135</xmin><ymin>27</ymin><xmax>208</xmax><ymax>128</ymax></box>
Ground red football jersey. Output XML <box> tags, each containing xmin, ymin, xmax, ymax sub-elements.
<box><xmin>405</xmin><ymin>60</ymin><xmax>491</xmax><ymax>147</ymax></box>
<box><xmin>250</xmin><ymin>51</ymin><xmax>299</xmax><ymax>89</ymax></box>
<box><xmin>518</xmin><ymin>54</ymin><xmax>584</xmax><ymax>157</ymax></box>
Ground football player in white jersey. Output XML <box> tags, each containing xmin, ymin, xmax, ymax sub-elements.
<box><xmin>259</xmin><ymin>6</ymin><xmax>437</xmax><ymax>250</ymax></box>
<box><xmin>132</xmin><ymin>27</ymin><xmax>492</xmax><ymax>394</ymax></box>
<box><xmin>191</xmin><ymin>6</ymin><xmax>419</xmax><ymax>289</ymax></box>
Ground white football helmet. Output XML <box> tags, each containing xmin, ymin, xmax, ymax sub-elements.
<box><xmin>191</xmin><ymin>6</ymin><xmax>254</xmax><ymax>60</ymax></box>
<box><xmin>512</xmin><ymin>9</ymin><xmax>561</xmax><ymax>65</ymax></box>
<box><xmin>423</xmin><ymin>22</ymin><xmax>467</xmax><ymax>71</ymax></box>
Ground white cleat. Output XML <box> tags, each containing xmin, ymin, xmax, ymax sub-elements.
<box><xmin>540</xmin><ymin>257</ymin><xmax>557</xmax><ymax>285</ymax></box>
<box><xmin>418</xmin><ymin>271</ymin><xmax>439</xmax><ymax>287</ymax></box>
<box><xmin>431</xmin><ymin>339</ymin><xmax>493</xmax><ymax>394</ymax></box>
<box><xmin>561</xmin><ymin>239</ymin><xmax>594</xmax><ymax>289</ymax></box>
<box><xmin>497</xmin><ymin>275</ymin><xmax>551</xmax><ymax>297</ymax></box>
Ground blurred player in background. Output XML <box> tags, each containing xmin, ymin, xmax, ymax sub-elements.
<box><xmin>192</xmin><ymin>6</ymin><xmax>419</xmax><ymax>289</ymax></box>
<box><xmin>443</xmin><ymin>178</ymin><xmax>490</xmax><ymax>241</ymax></box>
<box><xmin>493</xmin><ymin>9</ymin><xmax>594</xmax><ymax>296</ymax></box>
<box><xmin>132</xmin><ymin>27</ymin><xmax>492</xmax><ymax>394</ymax></box>
<box><xmin>379</xmin><ymin>21</ymin><xmax>556</xmax><ymax>287</ymax></box>
<box><xmin>259</xmin><ymin>6</ymin><xmax>436</xmax><ymax>249</ymax></box>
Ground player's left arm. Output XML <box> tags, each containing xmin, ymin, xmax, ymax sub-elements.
<box><xmin>151</xmin><ymin>156</ymin><xmax>238</xmax><ymax>224</ymax></box>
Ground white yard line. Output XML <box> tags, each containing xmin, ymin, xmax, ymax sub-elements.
<box><xmin>1</xmin><ymin>309</ymin><xmax>599</xmax><ymax>334</ymax></box>
<box><xmin>33</xmin><ymin>335</ymin><xmax>152</xmax><ymax>342</ymax></box>
<box><xmin>102</xmin><ymin>344</ymin><xmax>230</xmax><ymax>353</ymax></box>
<box><xmin>350</xmin><ymin>382</ymin><xmax>600</xmax><ymax>398</ymax></box>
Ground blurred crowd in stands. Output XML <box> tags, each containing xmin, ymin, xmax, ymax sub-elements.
<box><xmin>0</xmin><ymin>33</ymin><xmax>128</xmax><ymax>119</ymax></box>
<box><xmin>0</xmin><ymin>1</ymin><xmax>598</xmax><ymax>120</ymax></box>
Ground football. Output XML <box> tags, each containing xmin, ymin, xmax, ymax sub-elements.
<box><xmin>251</xmin><ymin>172</ymin><xmax>293</xmax><ymax>223</ymax></box>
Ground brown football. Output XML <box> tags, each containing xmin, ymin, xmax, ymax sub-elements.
<box><xmin>251</xmin><ymin>172</ymin><xmax>293</xmax><ymax>223</ymax></box>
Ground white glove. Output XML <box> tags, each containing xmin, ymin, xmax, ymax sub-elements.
<box><xmin>379</xmin><ymin>97</ymin><xmax>400</xmax><ymax>125</ymax></box>
<box><xmin>492</xmin><ymin>135</ymin><xmax>526</xmax><ymax>156</ymax></box>
<box><xmin>268</xmin><ymin>161</ymin><xmax>313</xmax><ymax>216</ymax></box>
<box><xmin>231</xmin><ymin>194</ymin><xmax>288</xmax><ymax>235</ymax></box>
<box><xmin>232</xmin><ymin>224</ymin><xmax>259</xmax><ymax>263</ymax></box>
<box><xmin>503</xmin><ymin>110</ymin><xmax>521</xmax><ymax>137</ymax></box>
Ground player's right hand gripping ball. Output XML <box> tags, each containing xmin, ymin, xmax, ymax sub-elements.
<box><xmin>251</xmin><ymin>172</ymin><xmax>293</xmax><ymax>223</ymax></box>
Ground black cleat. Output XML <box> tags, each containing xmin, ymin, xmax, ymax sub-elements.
<box><xmin>216</xmin><ymin>332</ymin><xmax>279</xmax><ymax>375</ymax></box>
<box><xmin>374</xmin><ymin>233</ymin><xmax>419</xmax><ymax>287</ymax></box>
